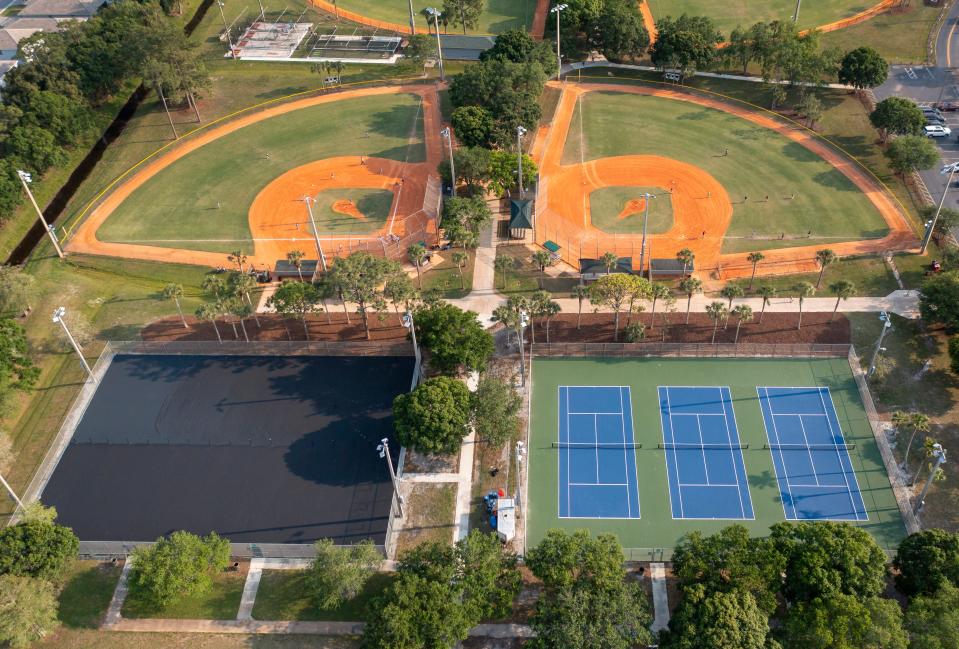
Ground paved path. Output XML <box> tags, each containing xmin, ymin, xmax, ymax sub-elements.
<box><xmin>104</xmin><ymin>559</ymin><xmax>134</xmax><ymax>626</ymax></box>
<box><xmin>472</xmin><ymin>220</ymin><xmax>496</xmax><ymax>297</ymax></box>
<box><xmin>649</xmin><ymin>563</ymin><xmax>670</xmax><ymax>633</ymax></box>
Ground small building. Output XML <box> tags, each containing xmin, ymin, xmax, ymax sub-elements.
<box><xmin>495</xmin><ymin>497</ymin><xmax>515</xmax><ymax>543</ymax></box>
<box><xmin>272</xmin><ymin>259</ymin><xmax>320</xmax><ymax>282</ymax></box>
<box><xmin>0</xmin><ymin>17</ymin><xmax>61</xmax><ymax>60</ymax></box>
<box><xmin>649</xmin><ymin>258</ymin><xmax>694</xmax><ymax>280</ymax></box>
<box><xmin>579</xmin><ymin>257</ymin><xmax>633</xmax><ymax>282</ymax></box>
<box><xmin>508</xmin><ymin>199</ymin><xmax>532</xmax><ymax>239</ymax></box>
<box><xmin>18</xmin><ymin>0</ymin><xmax>107</xmax><ymax>19</ymax></box>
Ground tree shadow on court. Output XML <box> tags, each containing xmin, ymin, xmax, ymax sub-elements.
<box><xmin>284</xmin><ymin>415</ymin><xmax>399</xmax><ymax>488</ymax></box>
<box><xmin>748</xmin><ymin>469</ymin><xmax>779</xmax><ymax>491</ymax></box>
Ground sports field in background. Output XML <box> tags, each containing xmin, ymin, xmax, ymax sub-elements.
<box><xmin>96</xmin><ymin>93</ymin><xmax>425</xmax><ymax>254</ymax></box>
<box><xmin>527</xmin><ymin>357</ymin><xmax>906</xmax><ymax>557</ymax></box>
<box><xmin>335</xmin><ymin>0</ymin><xmax>535</xmax><ymax>34</ymax></box>
<box><xmin>562</xmin><ymin>90</ymin><xmax>890</xmax><ymax>253</ymax></box>
<box><xmin>646</xmin><ymin>0</ymin><xmax>874</xmax><ymax>35</ymax></box>
<box><xmin>588</xmin><ymin>186</ymin><xmax>673</xmax><ymax>235</ymax></box>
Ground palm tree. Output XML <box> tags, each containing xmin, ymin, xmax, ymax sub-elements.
<box><xmin>541</xmin><ymin>298</ymin><xmax>561</xmax><ymax>342</ymax></box>
<box><xmin>756</xmin><ymin>285</ymin><xmax>776</xmax><ymax>323</ymax></box>
<box><xmin>676</xmin><ymin>248</ymin><xmax>695</xmax><ymax>277</ymax></box>
<box><xmin>679</xmin><ymin>277</ymin><xmax>703</xmax><ymax>325</ymax></box>
<box><xmin>571</xmin><ymin>285</ymin><xmax>590</xmax><ymax>329</ymax></box>
<box><xmin>286</xmin><ymin>249</ymin><xmax>306</xmax><ymax>282</ymax></box>
<box><xmin>202</xmin><ymin>275</ymin><xmax>226</xmax><ymax>299</ymax></box>
<box><xmin>746</xmin><ymin>252</ymin><xmax>765</xmax><ymax>290</ymax></box>
<box><xmin>231</xmin><ymin>272</ymin><xmax>260</xmax><ymax>328</ymax></box>
<box><xmin>451</xmin><ymin>252</ymin><xmax>468</xmax><ymax>290</ymax></box>
<box><xmin>195</xmin><ymin>304</ymin><xmax>221</xmax><ymax>343</ymax></box>
<box><xmin>383</xmin><ymin>273</ymin><xmax>417</xmax><ymax>316</ymax></box>
<box><xmin>720</xmin><ymin>283</ymin><xmax>744</xmax><ymax>329</ymax></box>
<box><xmin>706</xmin><ymin>301</ymin><xmax>728</xmax><ymax>343</ymax></box>
<box><xmin>893</xmin><ymin>411</ymin><xmax>932</xmax><ymax>482</ymax></box>
<box><xmin>795</xmin><ymin>282</ymin><xmax>816</xmax><ymax>330</ymax></box>
<box><xmin>600</xmin><ymin>251</ymin><xmax>618</xmax><ymax>275</ymax></box>
<box><xmin>163</xmin><ymin>283</ymin><xmax>188</xmax><ymax>328</ymax></box>
<box><xmin>532</xmin><ymin>250</ymin><xmax>553</xmax><ymax>288</ymax></box>
<box><xmin>649</xmin><ymin>283</ymin><xmax>671</xmax><ymax>328</ymax></box>
<box><xmin>815</xmin><ymin>249</ymin><xmax>837</xmax><ymax>289</ymax></box>
<box><xmin>731</xmin><ymin>304</ymin><xmax>753</xmax><ymax>343</ymax></box>
<box><xmin>829</xmin><ymin>280</ymin><xmax>855</xmax><ymax>321</ymax></box>
<box><xmin>407</xmin><ymin>244</ymin><xmax>428</xmax><ymax>289</ymax></box>
<box><xmin>494</xmin><ymin>254</ymin><xmax>516</xmax><ymax>290</ymax></box>
<box><xmin>228</xmin><ymin>250</ymin><xmax>247</xmax><ymax>273</ymax></box>
<box><xmin>229</xmin><ymin>299</ymin><xmax>251</xmax><ymax>342</ymax></box>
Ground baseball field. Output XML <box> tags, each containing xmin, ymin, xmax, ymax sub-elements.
<box><xmin>645</xmin><ymin>0</ymin><xmax>886</xmax><ymax>35</ymax></box>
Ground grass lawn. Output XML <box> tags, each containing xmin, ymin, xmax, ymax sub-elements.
<box><xmin>122</xmin><ymin>570</ymin><xmax>246</xmax><ymax>620</ymax></box>
<box><xmin>589</xmin><ymin>186</ymin><xmax>673</xmax><ymax>235</ymax></box>
<box><xmin>712</xmin><ymin>255</ymin><xmax>901</xmax><ymax>298</ymax></box>
<box><xmin>252</xmin><ymin>571</ymin><xmax>393</xmax><ymax>621</ymax></box>
<box><xmin>393</xmin><ymin>482</ymin><xmax>457</xmax><ymax>558</ymax></box>
<box><xmin>495</xmin><ymin>244</ymin><xmax>581</xmax><ymax>298</ymax></box>
<box><xmin>312</xmin><ymin>188</ymin><xmax>394</xmax><ymax>235</ymax></box>
<box><xmin>820</xmin><ymin>2</ymin><xmax>944</xmax><ymax>64</ymax></box>
<box><xmin>95</xmin><ymin>92</ymin><xmax>425</xmax><ymax>254</ymax></box>
<box><xmin>335</xmin><ymin>0</ymin><xmax>535</xmax><ymax>33</ymax></box>
<box><xmin>57</xmin><ymin>561</ymin><xmax>122</xmax><ymax>629</ymax></box>
<box><xmin>420</xmin><ymin>248</ymin><xmax>475</xmax><ymax>299</ymax></box>
<box><xmin>646</xmin><ymin>0</ymin><xmax>870</xmax><ymax>35</ymax></box>
<box><xmin>563</xmin><ymin>89</ymin><xmax>890</xmax><ymax>251</ymax></box>
<box><xmin>38</xmin><ymin>632</ymin><xmax>360</xmax><ymax>648</ymax></box>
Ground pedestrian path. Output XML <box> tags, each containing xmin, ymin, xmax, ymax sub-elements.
<box><xmin>471</xmin><ymin>221</ymin><xmax>497</xmax><ymax>298</ymax></box>
<box><xmin>650</xmin><ymin>563</ymin><xmax>670</xmax><ymax>633</ymax></box>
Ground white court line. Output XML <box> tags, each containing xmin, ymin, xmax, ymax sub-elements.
<box><xmin>677</xmin><ymin>482</ymin><xmax>741</xmax><ymax>488</ymax></box>
<box><xmin>665</xmin><ymin>388</ymin><xmax>685</xmax><ymax>518</ymax></box>
<box><xmin>720</xmin><ymin>387</ymin><xmax>749</xmax><ymax>519</ymax></box>
<box><xmin>762</xmin><ymin>387</ymin><xmax>797</xmax><ymax>520</ymax></box>
<box><xmin>568</xmin><ymin>482</ymin><xmax>630</xmax><ymax>486</ymax></box>
<box><xmin>796</xmin><ymin>416</ymin><xmax>822</xmax><ymax>487</ymax></box>
<box><xmin>619</xmin><ymin>387</ymin><xmax>634</xmax><ymax>519</ymax></box>
<box><xmin>818</xmin><ymin>387</ymin><xmax>868</xmax><ymax>521</ymax></box>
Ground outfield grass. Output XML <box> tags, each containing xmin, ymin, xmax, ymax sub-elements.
<box><xmin>312</xmin><ymin>188</ymin><xmax>394</xmax><ymax>235</ymax></box>
<box><xmin>95</xmin><ymin>93</ymin><xmax>425</xmax><ymax>254</ymax></box>
<box><xmin>527</xmin><ymin>357</ymin><xmax>907</xmax><ymax>557</ymax></box>
<box><xmin>122</xmin><ymin>571</ymin><xmax>246</xmax><ymax>619</ymax></box>
<box><xmin>335</xmin><ymin>0</ymin><xmax>535</xmax><ymax>34</ymax></box>
<box><xmin>563</xmin><ymin>88</ymin><xmax>891</xmax><ymax>252</ymax></box>
<box><xmin>820</xmin><ymin>2</ymin><xmax>944</xmax><ymax>64</ymax></box>
<box><xmin>589</xmin><ymin>186</ymin><xmax>673</xmax><ymax>235</ymax></box>
<box><xmin>252</xmin><ymin>571</ymin><xmax>393</xmax><ymax>621</ymax></box>
<box><xmin>646</xmin><ymin>0</ymin><xmax>875</xmax><ymax>36</ymax></box>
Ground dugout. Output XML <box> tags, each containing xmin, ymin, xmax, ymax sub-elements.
<box><xmin>649</xmin><ymin>258</ymin><xmax>694</xmax><ymax>279</ymax></box>
<box><xmin>272</xmin><ymin>259</ymin><xmax>320</xmax><ymax>281</ymax></box>
<box><xmin>579</xmin><ymin>257</ymin><xmax>633</xmax><ymax>282</ymax></box>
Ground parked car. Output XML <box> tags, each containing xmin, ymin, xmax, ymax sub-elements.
<box><xmin>926</xmin><ymin>125</ymin><xmax>952</xmax><ymax>137</ymax></box>
<box><xmin>936</xmin><ymin>101</ymin><xmax>959</xmax><ymax>112</ymax></box>
<box><xmin>922</xmin><ymin>106</ymin><xmax>946</xmax><ymax>120</ymax></box>
<box><xmin>927</xmin><ymin>115</ymin><xmax>947</xmax><ymax>125</ymax></box>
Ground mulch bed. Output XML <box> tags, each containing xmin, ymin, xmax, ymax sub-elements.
<box><xmin>532</xmin><ymin>312</ymin><xmax>850</xmax><ymax>345</ymax></box>
<box><xmin>141</xmin><ymin>312</ymin><xmax>409</xmax><ymax>342</ymax></box>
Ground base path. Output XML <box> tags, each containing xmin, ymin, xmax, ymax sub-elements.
<box><xmin>534</xmin><ymin>82</ymin><xmax>916</xmax><ymax>280</ymax></box>
<box><xmin>67</xmin><ymin>85</ymin><xmax>442</xmax><ymax>269</ymax></box>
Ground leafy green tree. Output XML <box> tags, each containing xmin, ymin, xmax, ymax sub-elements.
<box><xmin>920</xmin><ymin>270</ymin><xmax>959</xmax><ymax>330</ymax></box>
<box><xmin>887</xmin><ymin>134</ymin><xmax>940</xmax><ymax>175</ymax></box>
<box><xmin>893</xmin><ymin>529</ymin><xmax>959</xmax><ymax>597</ymax></box>
<box><xmin>589</xmin><ymin>274</ymin><xmax>647</xmax><ymax>340</ymax></box>
<box><xmin>444</xmin><ymin>146</ymin><xmax>491</xmax><ymax>190</ymax></box>
<box><xmin>920</xmin><ymin>205</ymin><xmax>959</xmax><ymax>238</ymax></box>
<box><xmin>480</xmin><ymin>28</ymin><xmax>557</xmax><ymax>76</ymax></box>
<box><xmin>0</xmin><ymin>574</ymin><xmax>59</xmax><ymax>647</ymax></box>
<box><xmin>661</xmin><ymin>584</ymin><xmax>769</xmax><ymax>649</ymax></box>
<box><xmin>782</xmin><ymin>594</ymin><xmax>906</xmax><ymax>649</ymax></box>
<box><xmin>650</xmin><ymin>14</ymin><xmax>723</xmax><ymax>76</ymax></box>
<box><xmin>0</xmin><ymin>516</ymin><xmax>78</xmax><ymax>580</ymax></box>
<box><xmin>383</xmin><ymin>272</ymin><xmax>418</xmax><ymax>315</ymax></box>
<box><xmin>268</xmin><ymin>280</ymin><xmax>320</xmax><ymax>340</ymax></box>
<box><xmin>487</xmin><ymin>150</ymin><xmax>538</xmax><ymax>196</ymax></box>
<box><xmin>471</xmin><ymin>374</ymin><xmax>521</xmax><ymax>445</ymax></box>
<box><xmin>129</xmin><ymin>531</ymin><xmax>230</xmax><ymax>607</ymax></box>
<box><xmin>451</xmin><ymin>105</ymin><xmax>495</xmax><ymax>148</ymax></box>
<box><xmin>794</xmin><ymin>281</ymin><xmax>816</xmax><ymax>330</ymax></box>
<box><xmin>770</xmin><ymin>521</ymin><xmax>887</xmax><ymax>603</ymax></box>
<box><xmin>838</xmin><ymin>47</ymin><xmax>889</xmax><ymax>90</ymax></box>
<box><xmin>905</xmin><ymin>582</ymin><xmax>959</xmax><ymax>649</ymax></box>
<box><xmin>870</xmin><ymin>97</ymin><xmax>926</xmax><ymax>142</ymax></box>
<box><xmin>442</xmin><ymin>0</ymin><xmax>483</xmax><ymax>34</ymax></box>
<box><xmin>393</xmin><ymin>377</ymin><xmax>471</xmax><ymax>455</ymax></box>
<box><xmin>526</xmin><ymin>530</ymin><xmax>652</xmax><ymax>649</ymax></box>
<box><xmin>328</xmin><ymin>253</ymin><xmax>399</xmax><ymax>340</ymax></box>
<box><xmin>623</xmin><ymin>321</ymin><xmax>645</xmax><ymax>342</ymax></box>
<box><xmin>403</xmin><ymin>34</ymin><xmax>437</xmax><ymax>70</ymax></box>
<box><xmin>798</xmin><ymin>93</ymin><xmax>824</xmax><ymax>128</ymax></box>
<box><xmin>307</xmin><ymin>539</ymin><xmax>381</xmax><ymax>610</ymax></box>
<box><xmin>595</xmin><ymin>0</ymin><xmax>649</xmax><ymax>62</ymax></box>
<box><xmin>442</xmin><ymin>196</ymin><xmax>492</xmax><ymax>240</ymax></box>
<box><xmin>828</xmin><ymin>280</ymin><xmax>854</xmax><ymax>321</ymax></box>
<box><xmin>19</xmin><ymin>91</ymin><xmax>89</xmax><ymax>147</ymax></box>
<box><xmin>413</xmin><ymin>302</ymin><xmax>494</xmax><ymax>373</ymax></box>
<box><xmin>6</xmin><ymin>125</ymin><xmax>67</xmax><ymax>172</ymax></box>
<box><xmin>362</xmin><ymin>571</ymin><xmax>470</xmax><ymax>649</ymax></box>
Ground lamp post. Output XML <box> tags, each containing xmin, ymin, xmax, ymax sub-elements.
<box><xmin>921</xmin><ymin>162</ymin><xmax>959</xmax><ymax>255</ymax></box>
<box><xmin>514</xmin><ymin>440</ymin><xmax>526</xmax><ymax>510</ymax></box>
<box><xmin>638</xmin><ymin>192</ymin><xmax>656</xmax><ymax>278</ymax></box>
<box><xmin>914</xmin><ymin>443</ymin><xmax>946</xmax><ymax>515</ymax></box>
<box><xmin>426</xmin><ymin>8</ymin><xmax>445</xmax><ymax>81</ymax></box>
<box><xmin>17</xmin><ymin>171</ymin><xmax>63</xmax><ymax>259</ymax></box>
<box><xmin>550</xmin><ymin>4</ymin><xmax>568</xmax><ymax>80</ymax></box>
<box><xmin>402</xmin><ymin>311</ymin><xmax>422</xmax><ymax>383</ymax></box>
<box><xmin>53</xmin><ymin>307</ymin><xmax>94</xmax><ymax>382</ymax></box>
<box><xmin>867</xmin><ymin>311</ymin><xmax>892</xmax><ymax>379</ymax></box>
<box><xmin>377</xmin><ymin>438</ymin><xmax>404</xmax><ymax>518</ymax></box>
<box><xmin>441</xmin><ymin>127</ymin><xmax>456</xmax><ymax>197</ymax></box>
<box><xmin>518</xmin><ymin>309</ymin><xmax>530</xmax><ymax>387</ymax></box>
<box><xmin>408</xmin><ymin>0</ymin><xmax>415</xmax><ymax>34</ymax></box>
<box><xmin>516</xmin><ymin>125</ymin><xmax>528</xmax><ymax>196</ymax></box>
<box><xmin>0</xmin><ymin>471</ymin><xmax>23</xmax><ymax>513</ymax></box>
<box><xmin>301</xmin><ymin>196</ymin><xmax>328</xmax><ymax>273</ymax></box>
<box><xmin>216</xmin><ymin>0</ymin><xmax>237</xmax><ymax>60</ymax></box>
<box><xmin>792</xmin><ymin>0</ymin><xmax>801</xmax><ymax>22</ymax></box>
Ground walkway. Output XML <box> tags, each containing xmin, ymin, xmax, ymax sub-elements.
<box><xmin>649</xmin><ymin>563</ymin><xmax>670</xmax><ymax>633</ymax></box>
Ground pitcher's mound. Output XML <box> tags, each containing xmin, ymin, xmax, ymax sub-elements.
<box><xmin>331</xmin><ymin>199</ymin><xmax>368</xmax><ymax>221</ymax></box>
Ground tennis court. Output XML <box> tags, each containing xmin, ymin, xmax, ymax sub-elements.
<box><xmin>757</xmin><ymin>386</ymin><xmax>867</xmax><ymax>522</ymax></box>
<box><xmin>558</xmin><ymin>386</ymin><xmax>640</xmax><ymax>519</ymax></box>
<box><xmin>658</xmin><ymin>386</ymin><xmax>754</xmax><ymax>520</ymax></box>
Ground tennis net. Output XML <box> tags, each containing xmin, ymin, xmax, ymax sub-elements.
<box><xmin>658</xmin><ymin>443</ymin><xmax>750</xmax><ymax>450</ymax></box>
<box><xmin>764</xmin><ymin>443</ymin><xmax>857</xmax><ymax>451</ymax></box>
<box><xmin>551</xmin><ymin>442</ymin><xmax>643</xmax><ymax>449</ymax></box>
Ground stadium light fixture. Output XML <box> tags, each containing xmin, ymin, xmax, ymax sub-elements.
<box><xmin>921</xmin><ymin>161</ymin><xmax>959</xmax><ymax>254</ymax></box>
<box><xmin>441</xmin><ymin>127</ymin><xmax>456</xmax><ymax>197</ymax></box>
<box><xmin>377</xmin><ymin>438</ymin><xmax>404</xmax><ymax>517</ymax></box>
<box><xmin>53</xmin><ymin>307</ymin><xmax>95</xmax><ymax>382</ymax></box>
<box><xmin>425</xmin><ymin>8</ymin><xmax>445</xmax><ymax>81</ymax></box>
<box><xmin>514</xmin><ymin>441</ymin><xmax>526</xmax><ymax>510</ymax></box>
<box><xmin>550</xmin><ymin>4</ymin><xmax>569</xmax><ymax>80</ymax></box>
<box><xmin>518</xmin><ymin>308</ymin><xmax>530</xmax><ymax>387</ymax></box>
<box><xmin>638</xmin><ymin>192</ymin><xmax>657</xmax><ymax>278</ymax></box>
<box><xmin>516</xmin><ymin>126</ymin><xmax>528</xmax><ymax>195</ymax></box>
<box><xmin>301</xmin><ymin>196</ymin><xmax>328</xmax><ymax>273</ymax></box>
<box><xmin>402</xmin><ymin>312</ymin><xmax>423</xmax><ymax>382</ymax></box>
<box><xmin>216</xmin><ymin>0</ymin><xmax>237</xmax><ymax>60</ymax></box>
<box><xmin>867</xmin><ymin>311</ymin><xmax>892</xmax><ymax>379</ymax></box>
<box><xmin>17</xmin><ymin>170</ymin><xmax>63</xmax><ymax>259</ymax></box>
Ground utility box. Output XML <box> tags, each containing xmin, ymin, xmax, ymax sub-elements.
<box><xmin>496</xmin><ymin>498</ymin><xmax>515</xmax><ymax>543</ymax></box>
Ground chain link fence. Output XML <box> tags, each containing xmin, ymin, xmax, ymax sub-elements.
<box><xmin>532</xmin><ymin>342</ymin><xmax>852</xmax><ymax>358</ymax></box>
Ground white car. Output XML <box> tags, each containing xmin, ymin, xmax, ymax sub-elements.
<box><xmin>925</xmin><ymin>125</ymin><xmax>952</xmax><ymax>137</ymax></box>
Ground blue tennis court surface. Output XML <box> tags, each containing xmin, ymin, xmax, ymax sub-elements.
<box><xmin>558</xmin><ymin>386</ymin><xmax>640</xmax><ymax>519</ymax></box>
<box><xmin>758</xmin><ymin>387</ymin><xmax>867</xmax><ymax>521</ymax></box>
<box><xmin>658</xmin><ymin>386</ymin><xmax>754</xmax><ymax>520</ymax></box>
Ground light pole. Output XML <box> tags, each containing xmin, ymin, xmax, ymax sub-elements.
<box><xmin>408</xmin><ymin>0</ymin><xmax>415</xmax><ymax>34</ymax></box>
<box><xmin>377</xmin><ymin>438</ymin><xmax>404</xmax><ymax>518</ymax></box>
<box><xmin>638</xmin><ymin>192</ymin><xmax>656</xmax><ymax>278</ymax></box>
<box><xmin>441</xmin><ymin>127</ymin><xmax>456</xmax><ymax>197</ymax></box>
<box><xmin>426</xmin><ymin>8</ymin><xmax>445</xmax><ymax>81</ymax></box>
<box><xmin>402</xmin><ymin>311</ymin><xmax>422</xmax><ymax>383</ymax></box>
<box><xmin>914</xmin><ymin>443</ymin><xmax>946</xmax><ymax>515</ymax></box>
<box><xmin>514</xmin><ymin>440</ymin><xmax>526</xmax><ymax>510</ymax></box>
<box><xmin>518</xmin><ymin>309</ymin><xmax>529</xmax><ymax>387</ymax></box>
<box><xmin>216</xmin><ymin>0</ymin><xmax>237</xmax><ymax>60</ymax></box>
<box><xmin>516</xmin><ymin>125</ymin><xmax>528</xmax><ymax>196</ymax></box>
<box><xmin>17</xmin><ymin>171</ymin><xmax>63</xmax><ymax>259</ymax></box>
<box><xmin>53</xmin><ymin>307</ymin><xmax>95</xmax><ymax>382</ymax></box>
<box><xmin>550</xmin><ymin>4</ymin><xmax>568</xmax><ymax>80</ymax></box>
<box><xmin>921</xmin><ymin>162</ymin><xmax>959</xmax><ymax>255</ymax></box>
<box><xmin>301</xmin><ymin>196</ymin><xmax>328</xmax><ymax>273</ymax></box>
<box><xmin>0</xmin><ymin>471</ymin><xmax>23</xmax><ymax>513</ymax></box>
<box><xmin>868</xmin><ymin>311</ymin><xmax>892</xmax><ymax>379</ymax></box>
<box><xmin>792</xmin><ymin>0</ymin><xmax>801</xmax><ymax>22</ymax></box>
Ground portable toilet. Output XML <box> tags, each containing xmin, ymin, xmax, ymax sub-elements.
<box><xmin>496</xmin><ymin>497</ymin><xmax>515</xmax><ymax>543</ymax></box>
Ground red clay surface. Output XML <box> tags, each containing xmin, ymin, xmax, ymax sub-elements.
<box><xmin>533</xmin><ymin>82</ymin><xmax>916</xmax><ymax>280</ymax></box>
<box><xmin>68</xmin><ymin>85</ymin><xmax>442</xmax><ymax>269</ymax></box>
